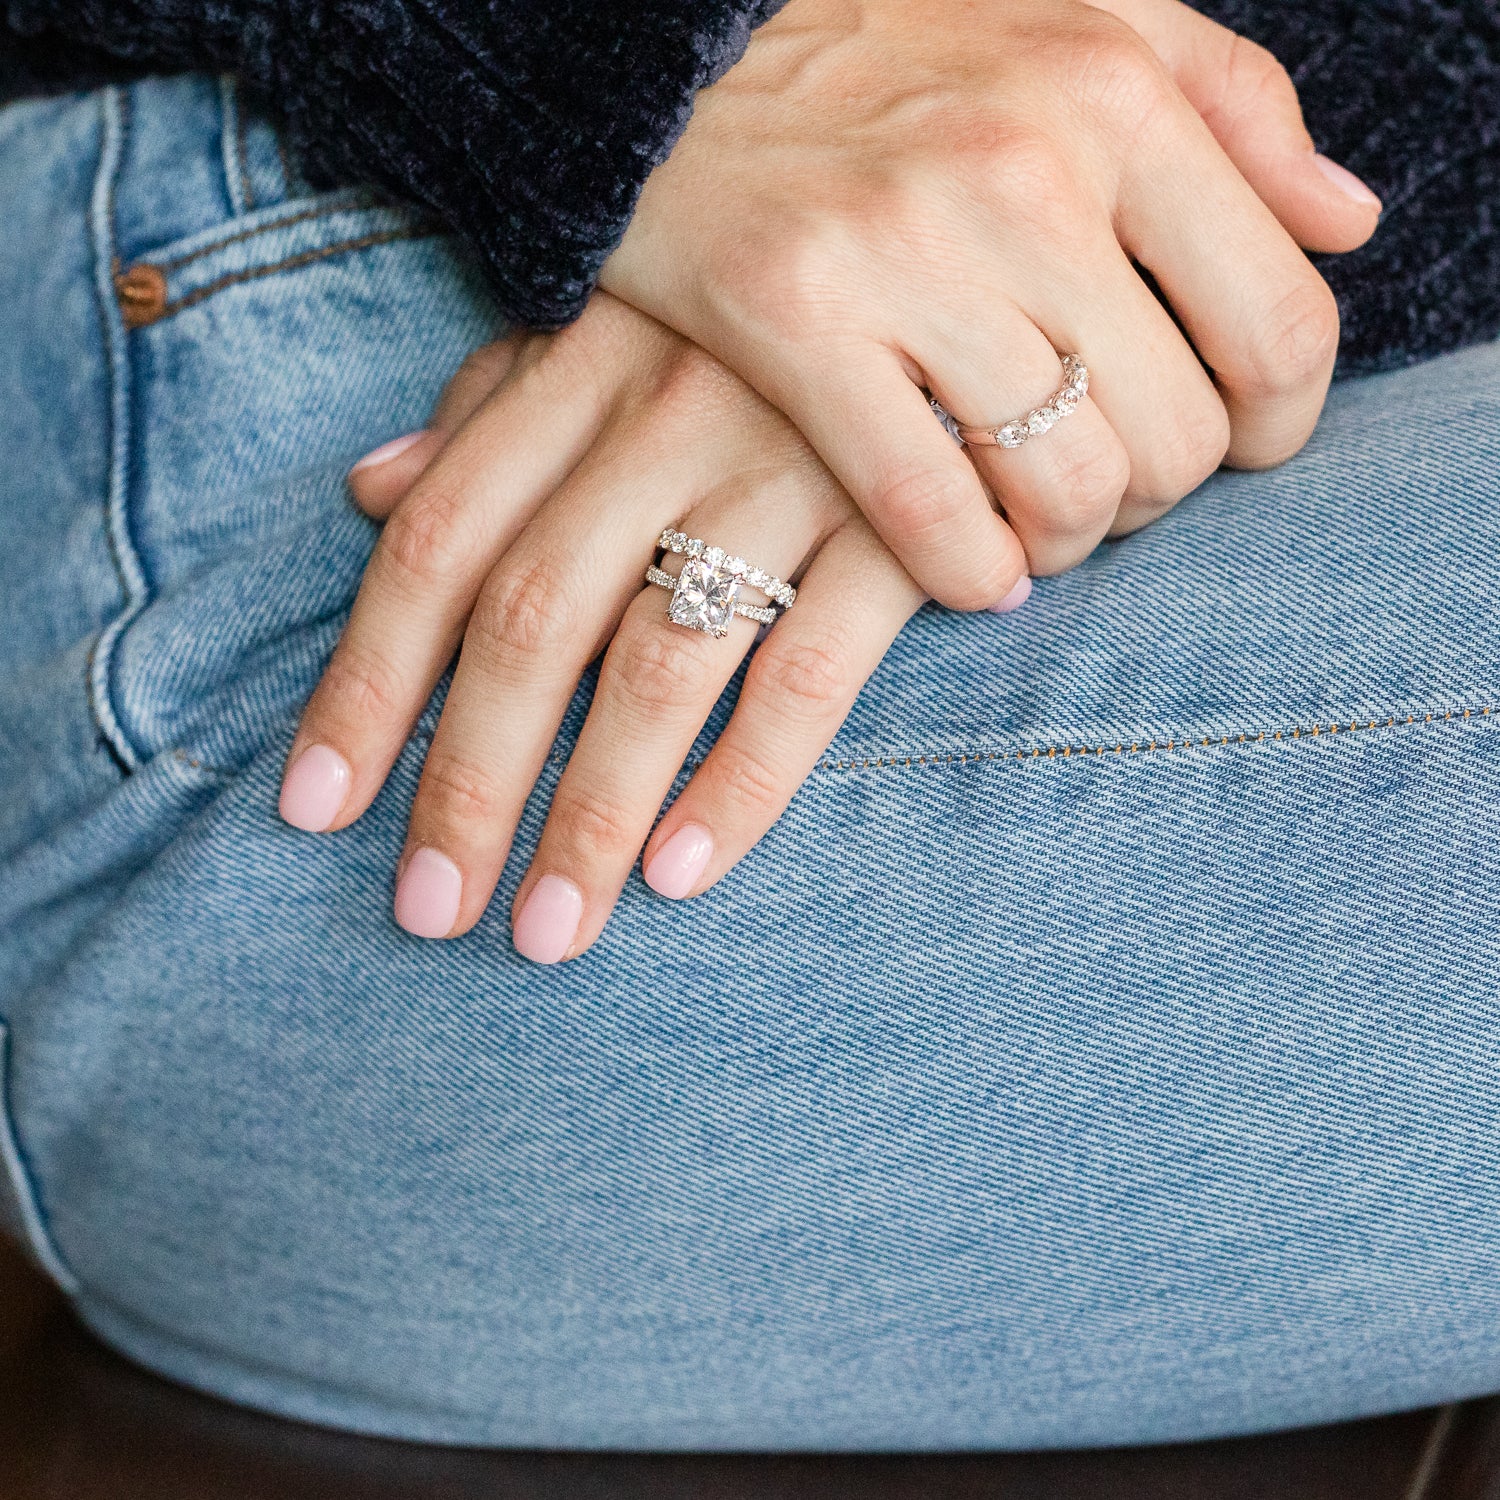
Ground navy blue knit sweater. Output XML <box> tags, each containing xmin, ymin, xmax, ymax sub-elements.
<box><xmin>2</xmin><ymin>0</ymin><xmax>1497</xmax><ymax>375</ymax></box>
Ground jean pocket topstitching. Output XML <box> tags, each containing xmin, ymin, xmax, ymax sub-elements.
<box><xmin>115</xmin><ymin>194</ymin><xmax>440</xmax><ymax>331</ymax></box>
<box><xmin>0</xmin><ymin>1019</ymin><xmax>80</xmax><ymax>1295</ymax></box>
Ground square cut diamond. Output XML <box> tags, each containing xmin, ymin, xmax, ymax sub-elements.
<box><xmin>669</xmin><ymin>555</ymin><xmax>741</xmax><ymax>637</ymax></box>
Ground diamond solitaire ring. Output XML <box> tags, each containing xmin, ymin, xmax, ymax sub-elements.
<box><xmin>929</xmin><ymin>354</ymin><xmax>1088</xmax><ymax>449</ymax></box>
<box><xmin>645</xmin><ymin>528</ymin><xmax>796</xmax><ymax>639</ymax></box>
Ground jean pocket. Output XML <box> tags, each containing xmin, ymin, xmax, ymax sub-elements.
<box><xmin>113</xmin><ymin>191</ymin><xmax>442</xmax><ymax>333</ymax></box>
<box><xmin>0</xmin><ymin>1019</ymin><xmax>80</xmax><ymax>1295</ymax></box>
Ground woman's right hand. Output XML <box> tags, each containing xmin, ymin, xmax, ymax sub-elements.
<box><xmin>601</xmin><ymin>0</ymin><xmax>1381</xmax><ymax>601</ymax></box>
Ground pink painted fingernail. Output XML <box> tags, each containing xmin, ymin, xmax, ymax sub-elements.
<box><xmin>394</xmin><ymin>847</ymin><xmax>463</xmax><ymax>939</ymax></box>
<box><xmin>350</xmin><ymin>429</ymin><xmax>427</xmax><ymax>474</ymax></box>
<box><xmin>278</xmin><ymin>744</ymin><xmax>351</xmax><ymax>832</ymax></box>
<box><xmin>989</xmin><ymin>574</ymin><xmax>1032</xmax><ymax>614</ymax></box>
<box><xmin>1312</xmin><ymin>154</ymin><xmax>1381</xmax><ymax>210</ymax></box>
<box><xmin>513</xmin><ymin>874</ymin><xmax>583</xmax><ymax>964</ymax></box>
<box><xmin>643</xmin><ymin>823</ymin><xmax>714</xmax><ymax>900</ymax></box>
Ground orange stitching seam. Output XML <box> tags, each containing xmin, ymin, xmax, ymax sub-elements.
<box><xmin>813</xmin><ymin>704</ymin><xmax>1496</xmax><ymax>773</ymax></box>
<box><xmin>151</xmin><ymin>192</ymin><xmax>392</xmax><ymax>274</ymax></box>
<box><xmin>154</xmin><ymin>225</ymin><xmax>436</xmax><ymax>322</ymax></box>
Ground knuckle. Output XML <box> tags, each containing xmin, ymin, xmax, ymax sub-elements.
<box><xmin>467</xmin><ymin>554</ymin><xmax>579</xmax><ymax>664</ymax></box>
<box><xmin>985</xmin><ymin>129</ymin><xmax>1080</xmax><ymax>233</ymax></box>
<box><xmin>747</xmin><ymin>635</ymin><xmax>849</xmax><ymax>717</ymax></box>
<box><xmin>873</xmin><ymin>462</ymin><xmax>976</xmax><ymax>547</ymax></box>
<box><xmin>419</xmin><ymin>749</ymin><xmax>505</xmax><ymax>826</ymax></box>
<box><xmin>608</xmin><ymin>624</ymin><xmax>716</xmax><ymax>718</ymax></box>
<box><xmin>1212</xmin><ymin>34</ymin><xmax>1300</xmax><ymax>130</ymax></box>
<box><xmin>380</xmin><ymin>484</ymin><xmax>473</xmax><ymax>592</ymax></box>
<box><xmin>1063</xmin><ymin>18</ymin><xmax>1175</xmax><ymax>133</ymax></box>
<box><xmin>705</xmin><ymin>738</ymin><xmax>786</xmax><ymax>818</ymax></box>
<box><xmin>316</xmin><ymin>640</ymin><xmax>409</xmax><ymax>730</ymax></box>
<box><xmin>1135</xmin><ymin>404</ymin><xmax>1231</xmax><ymax>507</ymax></box>
<box><xmin>550</xmin><ymin>784</ymin><xmax>638</xmax><ymax>858</ymax></box>
<box><xmin>1247</xmin><ymin>278</ymin><xmax>1341</xmax><ymax>393</ymax></box>
<box><xmin>1036</xmin><ymin>438</ymin><xmax>1131</xmax><ymax>535</ymax></box>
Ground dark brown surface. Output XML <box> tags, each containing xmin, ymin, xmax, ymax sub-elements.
<box><xmin>0</xmin><ymin>1234</ymin><xmax>1485</xmax><ymax>1499</ymax></box>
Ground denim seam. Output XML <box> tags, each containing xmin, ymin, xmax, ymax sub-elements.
<box><xmin>150</xmin><ymin>191</ymin><xmax>382</xmax><ymax>275</ymax></box>
<box><xmin>0</xmin><ymin>1021</ymin><xmax>81</xmax><ymax>1297</ymax></box>
<box><xmin>87</xmin><ymin>86</ymin><xmax>149</xmax><ymax>775</ymax></box>
<box><xmin>217</xmin><ymin>74</ymin><xmax>252</xmax><ymax>216</ymax></box>
<box><xmin>411</xmin><ymin>704</ymin><xmax>1497</xmax><ymax>775</ymax></box>
<box><xmin>813</xmin><ymin>703</ymin><xmax>1497</xmax><ymax>773</ymax></box>
<box><xmin>150</xmin><ymin>225</ymin><xmax>439</xmax><ymax>323</ymax></box>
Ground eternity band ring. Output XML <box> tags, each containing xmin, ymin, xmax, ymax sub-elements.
<box><xmin>930</xmin><ymin>353</ymin><xmax>1089</xmax><ymax>449</ymax></box>
<box><xmin>647</xmin><ymin>527</ymin><xmax>796</xmax><ymax>639</ymax></box>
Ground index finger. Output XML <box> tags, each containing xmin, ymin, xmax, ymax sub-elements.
<box><xmin>278</xmin><ymin>359</ymin><xmax>609</xmax><ymax>835</ymax></box>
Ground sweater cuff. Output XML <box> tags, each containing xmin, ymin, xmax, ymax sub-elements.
<box><xmin>277</xmin><ymin>2</ymin><xmax>794</xmax><ymax>328</ymax></box>
<box><xmin>3</xmin><ymin>0</ymin><xmax>791</xmax><ymax>327</ymax></box>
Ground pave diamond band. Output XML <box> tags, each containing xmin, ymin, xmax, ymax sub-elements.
<box><xmin>657</xmin><ymin>528</ymin><xmax>797</xmax><ymax>609</ymax></box>
<box><xmin>645</xmin><ymin>564</ymin><xmax>780</xmax><ymax>632</ymax></box>
<box><xmin>930</xmin><ymin>354</ymin><xmax>1089</xmax><ymax>450</ymax></box>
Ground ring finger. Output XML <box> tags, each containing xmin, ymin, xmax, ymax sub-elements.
<box><xmin>509</xmin><ymin>480</ymin><xmax>840</xmax><ymax>962</ymax></box>
<box><xmin>921</xmin><ymin>303</ymin><xmax>1130</xmax><ymax>577</ymax></box>
<box><xmin>642</xmin><ymin>515</ymin><xmax>926</xmax><ymax>900</ymax></box>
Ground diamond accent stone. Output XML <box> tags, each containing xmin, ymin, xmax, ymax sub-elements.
<box><xmin>931</xmin><ymin>356</ymin><xmax>1087</xmax><ymax>448</ymax></box>
<box><xmin>668</xmin><ymin>555</ymin><xmax>740</xmax><ymax>637</ymax></box>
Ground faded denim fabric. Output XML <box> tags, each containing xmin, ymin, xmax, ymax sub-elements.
<box><xmin>2</xmin><ymin>75</ymin><xmax>1500</xmax><ymax>1451</ymax></box>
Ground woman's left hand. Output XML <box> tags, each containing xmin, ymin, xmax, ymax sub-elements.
<box><xmin>278</xmin><ymin>294</ymin><xmax>946</xmax><ymax>961</ymax></box>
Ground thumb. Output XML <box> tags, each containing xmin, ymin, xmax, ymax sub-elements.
<box><xmin>347</xmin><ymin>335</ymin><xmax>526</xmax><ymax>521</ymax></box>
<box><xmin>1087</xmin><ymin>0</ymin><xmax>1381</xmax><ymax>254</ymax></box>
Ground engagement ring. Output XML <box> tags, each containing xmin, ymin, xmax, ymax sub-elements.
<box><xmin>646</xmin><ymin>528</ymin><xmax>795</xmax><ymax>639</ymax></box>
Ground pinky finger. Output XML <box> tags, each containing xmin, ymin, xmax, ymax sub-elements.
<box><xmin>640</xmin><ymin>522</ymin><xmax>926</xmax><ymax>900</ymax></box>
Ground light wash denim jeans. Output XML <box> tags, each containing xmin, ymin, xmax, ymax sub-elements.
<box><xmin>3</xmin><ymin>73</ymin><xmax>1500</xmax><ymax>1452</ymax></box>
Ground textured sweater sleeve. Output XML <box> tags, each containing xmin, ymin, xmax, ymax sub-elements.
<box><xmin>1</xmin><ymin>1</ymin><xmax>788</xmax><ymax>328</ymax></box>
<box><xmin>1189</xmin><ymin>0</ymin><xmax>1500</xmax><ymax>377</ymax></box>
